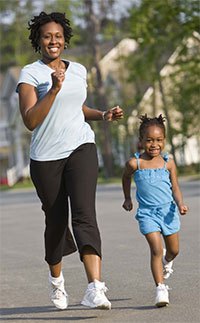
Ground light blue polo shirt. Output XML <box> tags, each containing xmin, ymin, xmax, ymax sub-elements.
<box><xmin>16</xmin><ymin>60</ymin><xmax>95</xmax><ymax>161</ymax></box>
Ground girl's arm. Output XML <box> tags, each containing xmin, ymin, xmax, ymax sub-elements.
<box><xmin>18</xmin><ymin>69</ymin><xmax>65</xmax><ymax>131</ymax></box>
<box><xmin>168</xmin><ymin>159</ymin><xmax>188</xmax><ymax>215</ymax></box>
<box><xmin>82</xmin><ymin>104</ymin><xmax>123</xmax><ymax>121</ymax></box>
<box><xmin>122</xmin><ymin>159</ymin><xmax>136</xmax><ymax>211</ymax></box>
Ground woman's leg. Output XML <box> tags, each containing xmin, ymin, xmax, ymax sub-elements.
<box><xmin>82</xmin><ymin>246</ymin><xmax>101</xmax><ymax>282</ymax></box>
<box><xmin>49</xmin><ymin>261</ymin><xmax>62</xmax><ymax>278</ymax></box>
<box><xmin>30</xmin><ymin>158</ymin><xmax>77</xmax><ymax>310</ymax></box>
<box><xmin>145</xmin><ymin>232</ymin><xmax>164</xmax><ymax>285</ymax></box>
<box><xmin>30</xmin><ymin>158</ymin><xmax>76</xmax><ymax>267</ymax></box>
<box><xmin>65</xmin><ymin>144</ymin><xmax>110</xmax><ymax>308</ymax></box>
<box><xmin>65</xmin><ymin>144</ymin><xmax>102</xmax><ymax>277</ymax></box>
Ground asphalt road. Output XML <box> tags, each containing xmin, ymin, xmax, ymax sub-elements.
<box><xmin>0</xmin><ymin>179</ymin><xmax>200</xmax><ymax>323</ymax></box>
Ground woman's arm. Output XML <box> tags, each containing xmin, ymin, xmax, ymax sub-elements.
<box><xmin>82</xmin><ymin>104</ymin><xmax>123</xmax><ymax>121</ymax></box>
<box><xmin>168</xmin><ymin>159</ymin><xmax>188</xmax><ymax>215</ymax></box>
<box><xmin>18</xmin><ymin>69</ymin><xmax>65</xmax><ymax>131</ymax></box>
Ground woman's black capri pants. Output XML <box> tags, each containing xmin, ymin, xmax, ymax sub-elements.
<box><xmin>30</xmin><ymin>143</ymin><xmax>101</xmax><ymax>265</ymax></box>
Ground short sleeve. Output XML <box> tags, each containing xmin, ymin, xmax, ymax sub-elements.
<box><xmin>16</xmin><ymin>66</ymin><xmax>39</xmax><ymax>93</ymax></box>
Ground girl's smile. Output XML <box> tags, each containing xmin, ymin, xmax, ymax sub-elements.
<box><xmin>141</xmin><ymin>125</ymin><xmax>165</xmax><ymax>158</ymax></box>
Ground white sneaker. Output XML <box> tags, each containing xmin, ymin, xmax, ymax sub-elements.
<box><xmin>49</xmin><ymin>272</ymin><xmax>68</xmax><ymax>310</ymax></box>
<box><xmin>163</xmin><ymin>248</ymin><xmax>174</xmax><ymax>279</ymax></box>
<box><xmin>81</xmin><ymin>279</ymin><xmax>111</xmax><ymax>309</ymax></box>
<box><xmin>155</xmin><ymin>283</ymin><xmax>169</xmax><ymax>307</ymax></box>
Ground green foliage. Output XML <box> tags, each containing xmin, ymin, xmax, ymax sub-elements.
<box><xmin>1</xmin><ymin>0</ymin><xmax>199</xmax><ymax>172</ymax></box>
<box><xmin>127</xmin><ymin>0</ymin><xmax>199</xmax><ymax>80</ymax></box>
<box><xmin>169</xmin><ymin>40</ymin><xmax>200</xmax><ymax>139</ymax></box>
<box><xmin>125</xmin><ymin>0</ymin><xmax>199</xmax><ymax>155</ymax></box>
<box><xmin>0</xmin><ymin>0</ymin><xmax>39</xmax><ymax>70</ymax></box>
<box><xmin>0</xmin><ymin>0</ymin><xmax>81</xmax><ymax>70</ymax></box>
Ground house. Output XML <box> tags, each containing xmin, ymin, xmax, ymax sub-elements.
<box><xmin>98</xmin><ymin>38</ymin><xmax>138</xmax><ymax>106</ymax></box>
<box><xmin>127</xmin><ymin>32</ymin><xmax>200</xmax><ymax>166</ymax></box>
<box><xmin>0</xmin><ymin>67</ymin><xmax>31</xmax><ymax>186</ymax></box>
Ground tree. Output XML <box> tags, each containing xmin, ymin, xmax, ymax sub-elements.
<box><xmin>40</xmin><ymin>0</ymin><xmax>125</xmax><ymax>177</ymax></box>
<box><xmin>126</xmin><ymin>0</ymin><xmax>199</xmax><ymax>164</ymax></box>
<box><xmin>82</xmin><ymin>0</ymin><xmax>117</xmax><ymax>177</ymax></box>
<box><xmin>0</xmin><ymin>0</ymin><xmax>136</xmax><ymax>176</ymax></box>
<box><xmin>167</xmin><ymin>33</ymin><xmax>200</xmax><ymax>159</ymax></box>
<box><xmin>0</xmin><ymin>0</ymin><xmax>38</xmax><ymax>71</ymax></box>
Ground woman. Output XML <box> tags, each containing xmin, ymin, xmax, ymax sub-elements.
<box><xmin>17</xmin><ymin>11</ymin><xmax>123</xmax><ymax>310</ymax></box>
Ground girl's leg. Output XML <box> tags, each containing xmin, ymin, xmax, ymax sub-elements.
<box><xmin>145</xmin><ymin>232</ymin><xmax>164</xmax><ymax>285</ymax></box>
<box><xmin>145</xmin><ymin>231</ymin><xmax>170</xmax><ymax>307</ymax></box>
<box><xmin>163</xmin><ymin>232</ymin><xmax>179</xmax><ymax>262</ymax></box>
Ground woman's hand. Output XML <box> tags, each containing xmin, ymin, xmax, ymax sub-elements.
<box><xmin>51</xmin><ymin>68</ymin><xmax>65</xmax><ymax>93</ymax></box>
<box><xmin>103</xmin><ymin>105</ymin><xmax>124</xmax><ymax>121</ymax></box>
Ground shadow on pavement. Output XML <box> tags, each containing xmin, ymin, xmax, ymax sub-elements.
<box><xmin>0</xmin><ymin>306</ymin><xmax>97</xmax><ymax>321</ymax></box>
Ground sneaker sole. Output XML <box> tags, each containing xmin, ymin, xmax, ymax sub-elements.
<box><xmin>81</xmin><ymin>300</ymin><xmax>111</xmax><ymax>310</ymax></box>
<box><xmin>52</xmin><ymin>300</ymin><xmax>68</xmax><ymax>310</ymax></box>
<box><xmin>96</xmin><ymin>304</ymin><xmax>111</xmax><ymax>310</ymax></box>
<box><xmin>163</xmin><ymin>274</ymin><xmax>170</xmax><ymax>279</ymax></box>
<box><xmin>155</xmin><ymin>301</ymin><xmax>169</xmax><ymax>307</ymax></box>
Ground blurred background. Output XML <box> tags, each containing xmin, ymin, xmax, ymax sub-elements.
<box><xmin>0</xmin><ymin>0</ymin><xmax>199</xmax><ymax>187</ymax></box>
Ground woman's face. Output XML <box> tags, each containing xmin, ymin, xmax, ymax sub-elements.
<box><xmin>39</xmin><ymin>21</ymin><xmax>65</xmax><ymax>62</ymax></box>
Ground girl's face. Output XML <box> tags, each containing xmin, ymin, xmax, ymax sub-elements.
<box><xmin>140</xmin><ymin>125</ymin><xmax>165</xmax><ymax>158</ymax></box>
<box><xmin>39</xmin><ymin>21</ymin><xmax>65</xmax><ymax>62</ymax></box>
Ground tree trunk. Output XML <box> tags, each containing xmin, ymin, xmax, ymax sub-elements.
<box><xmin>157</xmin><ymin>75</ymin><xmax>177</xmax><ymax>165</ymax></box>
<box><xmin>84</xmin><ymin>0</ymin><xmax>114</xmax><ymax>177</ymax></box>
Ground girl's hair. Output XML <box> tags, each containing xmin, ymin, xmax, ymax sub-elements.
<box><xmin>28</xmin><ymin>11</ymin><xmax>73</xmax><ymax>52</ymax></box>
<box><xmin>139</xmin><ymin>114</ymin><xmax>166</xmax><ymax>138</ymax></box>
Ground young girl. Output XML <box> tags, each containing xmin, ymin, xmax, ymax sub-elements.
<box><xmin>122</xmin><ymin>114</ymin><xmax>188</xmax><ymax>307</ymax></box>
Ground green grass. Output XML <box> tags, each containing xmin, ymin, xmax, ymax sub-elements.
<box><xmin>0</xmin><ymin>163</ymin><xmax>199</xmax><ymax>191</ymax></box>
<box><xmin>0</xmin><ymin>179</ymin><xmax>34</xmax><ymax>191</ymax></box>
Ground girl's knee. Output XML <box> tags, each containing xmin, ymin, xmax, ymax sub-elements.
<box><xmin>150</xmin><ymin>246</ymin><xmax>163</xmax><ymax>258</ymax></box>
<box><xmin>170</xmin><ymin>248</ymin><xmax>179</xmax><ymax>258</ymax></box>
<box><xmin>166</xmin><ymin>248</ymin><xmax>179</xmax><ymax>261</ymax></box>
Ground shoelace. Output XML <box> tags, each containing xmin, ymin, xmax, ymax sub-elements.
<box><xmin>52</xmin><ymin>287</ymin><xmax>66</xmax><ymax>299</ymax></box>
<box><xmin>90</xmin><ymin>282</ymin><xmax>108</xmax><ymax>294</ymax></box>
<box><xmin>164</xmin><ymin>264</ymin><xmax>173</xmax><ymax>274</ymax></box>
<box><xmin>158</xmin><ymin>284</ymin><xmax>171</xmax><ymax>291</ymax></box>
<box><xmin>164</xmin><ymin>285</ymin><xmax>172</xmax><ymax>291</ymax></box>
<box><xmin>99</xmin><ymin>283</ymin><xmax>108</xmax><ymax>294</ymax></box>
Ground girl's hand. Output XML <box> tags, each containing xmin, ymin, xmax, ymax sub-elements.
<box><xmin>103</xmin><ymin>105</ymin><xmax>123</xmax><ymax>121</ymax></box>
<box><xmin>122</xmin><ymin>198</ymin><xmax>133</xmax><ymax>211</ymax></box>
<box><xmin>179</xmin><ymin>204</ymin><xmax>189</xmax><ymax>215</ymax></box>
<box><xmin>51</xmin><ymin>69</ymin><xmax>65</xmax><ymax>93</ymax></box>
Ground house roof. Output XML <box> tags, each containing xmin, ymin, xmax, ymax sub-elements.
<box><xmin>99</xmin><ymin>38</ymin><xmax>138</xmax><ymax>79</ymax></box>
<box><xmin>8</xmin><ymin>66</ymin><xmax>21</xmax><ymax>81</ymax></box>
<box><xmin>135</xmin><ymin>31</ymin><xmax>200</xmax><ymax>112</ymax></box>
